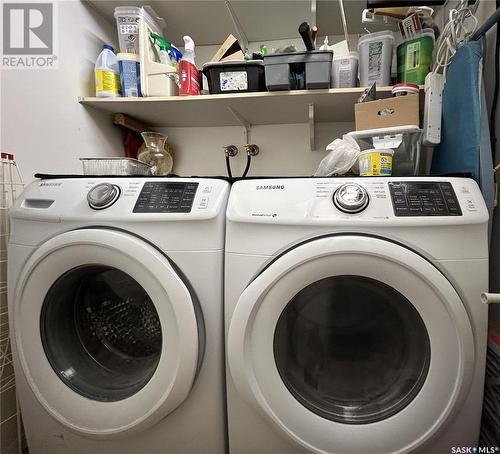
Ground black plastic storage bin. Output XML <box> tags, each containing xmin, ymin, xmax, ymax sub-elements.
<box><xmin>202</xmin><ymin>60</ymin><xmax>266</xmax><ymax>94</ymax></box>
<box><xmin>263</xmin><ymin>51</ymin><xmax>333</xmax><ymax>90</ymax></box>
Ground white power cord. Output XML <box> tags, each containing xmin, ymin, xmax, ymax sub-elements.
<box><xmin>433</xmin><ymin>0</ymin><xmax>479</xmax><ymax>76</ymax></box>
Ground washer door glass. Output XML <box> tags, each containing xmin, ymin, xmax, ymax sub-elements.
<box><xmin>41</xmin><ymin>265</ymin><xmax>162</xmax><ymax>402</ymax></box>
<box><xmin>274</xmin><ymin>275</ymin><xmax>430</xmax><ymax>424</ymax></box>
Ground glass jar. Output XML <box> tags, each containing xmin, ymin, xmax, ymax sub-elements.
<box><xmin>138</xmin><ymin>132</ymin><xmax>173</xmax><ymax>176</ymax></box>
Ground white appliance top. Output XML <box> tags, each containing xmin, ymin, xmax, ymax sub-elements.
<box><xmin>11</xmin><ymin>177</ymin><xmax>229</xmax><ymax>223</ymax></box>
<box><xmin>227</xmin><ymin>177</ymin><xmax>489</xmax><ymax>227</ymax></box>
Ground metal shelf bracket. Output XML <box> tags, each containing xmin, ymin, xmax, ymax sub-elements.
<box><xmin>228</xmin><ymin>106</ymin><xmax>252</xmax><ymax>144</ymax></box>
<box><xmin>309</xmin><ymin>103</ymin><xmax>315</xmax><ymax>151</ymax></box>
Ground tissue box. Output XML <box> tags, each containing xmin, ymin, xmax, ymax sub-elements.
<box><xmin>355</xmin><ymin>94</ymin><xmax>419</xmax><ymax>130</ymax></box>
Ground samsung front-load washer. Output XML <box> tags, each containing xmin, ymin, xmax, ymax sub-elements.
<box><xmin>8</xmin><ymin>177</ymin><xmax>229</xmax><ymax>454</ymax></box>
<box><xmin>225</xmin><ymin>177</ymin><xmax>489</xmax><ymax>454</ymax></box>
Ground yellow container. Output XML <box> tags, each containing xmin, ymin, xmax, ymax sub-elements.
<box><xmin>358</xmin><ymin>148</ymin><xmax>394</xmax><ymax>176</ymax></box>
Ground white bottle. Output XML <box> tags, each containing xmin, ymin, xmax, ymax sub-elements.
<box><xmin>95</xmin><ymin>44</ymin><xmax>121</xmax><ymax>98</ymax></box>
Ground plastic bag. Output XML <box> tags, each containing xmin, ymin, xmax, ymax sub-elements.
<box><xmin>314</xmin><ymin>135</ymin><xmax>360</xmax><ymax>176</ymax></box>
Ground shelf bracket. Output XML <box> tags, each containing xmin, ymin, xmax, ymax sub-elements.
<box><xmin>225</xmin><ymin>0</ymin><xmax>249</xmax><ymax>51</ymax></box>
<box><xmin>228</xmin><ymin>106</ymin><xmax>252</xmax><ymax>144</ymax></box>
<box><xmin>309</xmin><ymin>103</ymin><xmax>316</xmax><ymax>152</ymax></box>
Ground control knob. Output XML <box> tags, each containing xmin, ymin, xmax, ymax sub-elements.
<box><xmin>87</xmin><ymin>183</ymin><xmax>120</xmax><ymax>210</ymax></box>
<box><xmin>333</xmin><ymin>183</ymin><xmax>369</xmax><ymax>213</ymax></box>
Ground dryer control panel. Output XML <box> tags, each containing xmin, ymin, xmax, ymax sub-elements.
<box><xmin>133</xmin><ymin>182</ymin><xmax>199</xmax><ymax>213</ymax></box>
<box><xmin>389</xmin><ymin>181</ymin><xmax>462</xmax><ymax>217</ymax></box>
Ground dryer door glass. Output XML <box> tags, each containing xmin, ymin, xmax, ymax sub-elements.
<box><xmin>273</xmin><ymin>275</ymin><xmax>430</xmax><ymax>424</ymax></box>
<box><xmin>40</xmin><ymin>265</ymin><xmax>162</xmax><ymax>402</ymax></box>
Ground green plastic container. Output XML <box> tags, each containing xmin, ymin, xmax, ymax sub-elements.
<box><xmin>397</xmin><ymin>30</ymin><xmax>435</xmax><ymax>85</ymax></box>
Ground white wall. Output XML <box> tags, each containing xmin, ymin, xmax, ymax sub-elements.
<box><xmin>0</xmin><ymin>0</ymin><xmax>123</xmax><ymax>183</ymax></box>
<box><xmin>162</xmin><ymin>122</ymin><xmax>353</xmax><ymax>177</ymax></box>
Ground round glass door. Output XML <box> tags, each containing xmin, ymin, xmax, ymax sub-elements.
<box><xmin>274</xmin><ymin>275</ymin><xmax>430</xmax><ymax>424</ymax></box>
<box><xmin>14</xmin><ymin>229</ymin><xmax>202</xmax><ymax>437</ymax></box>
<box><xmin>41</xmin><ymin>265</ymin><xmax>162</xmax><ymax>402</ymax></box>
<box><xmin>227</xmin><ymin>235</ymin><xmax>475</xmax><ymax>454</ymax></box>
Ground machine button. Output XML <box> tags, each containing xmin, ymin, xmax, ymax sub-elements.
<box><xmin>333</xmin><ymin>183</ymin><xmax>369</xmax><ymax>214</ymax></box>
<box><xmin>87</xmin><ymin>183</ymin><xmax>120</xmax><ymax>210</ymax></box>
<box><xmin>198</xmin><ymin>197</ymin><xmax>209</xmax><ymax>209</ymax></box>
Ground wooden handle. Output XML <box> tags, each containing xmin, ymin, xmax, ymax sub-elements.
<box><xmin>113</xmin><ymin>113</ymin><xmax>147</xmax><ymax>133</ymax></box>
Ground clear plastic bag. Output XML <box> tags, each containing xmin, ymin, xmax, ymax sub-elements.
<box><xmin>314</xmin><ymin>135</ymin><xmax>360</xmax><ymax>176</ymax></box>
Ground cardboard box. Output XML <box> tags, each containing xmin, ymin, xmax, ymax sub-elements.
<box><xmin>355</xmin><ymin>94</ymin><xmax>420</xmax><ymax>131</ymax></box>
<box><xmin>211</xmin><ymin>34</ymin><xmax>243</xmax><ymax>62</ymax></box>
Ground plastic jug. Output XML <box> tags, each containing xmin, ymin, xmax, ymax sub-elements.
<box><xmin>95</xmin><ymin>44</ymin><xmax>120</xmax><ymax>97</ymax></box>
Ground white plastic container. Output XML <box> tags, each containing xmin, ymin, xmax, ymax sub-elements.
<box><xmin>114</xmin><ymin>6</ymin><xmax>163</xmax><ymax>54</ymax></box>
<box><xmin>117</xmin><ymin>53</ymin><xmax>141</xmax><ymax>97</ymax></box>
<box><xmin>358</xmin><ymin>148</ymin><xmax>394</xmax><ymax>176</ymax></box>
<box><xmin>358</xmin><ymin>30</ymin><xmax>394</xmax><ymax>87</ymax></box>
<box><xmin>332</xmin><ymin>51</ymin><xmax>358</xmax><ymax>88</ymax></box>
<box><xmin>95</xmin><ymin>44</ymin><xmax>120</xmax><ymax>98</ymax></box>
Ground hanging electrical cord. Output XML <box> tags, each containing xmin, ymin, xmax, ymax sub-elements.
<box><xmin>433</xmin><ymin>0</ymin><xmax>479</xmax><ymax>76</ymax></box>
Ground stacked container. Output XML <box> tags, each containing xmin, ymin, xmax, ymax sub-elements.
<box><xmin>263</xmin><ymin>51</ymin><xmax>333</xmax><ymax>91</ymax></box>
<box><xmin>397</xmin><ymin>29</ymin><xmax>435</xmax><ymax>85</ymax></box>
<box><xmin>114</xmin><ymin>6</ymin><xmax>163</xmax><ymax>54</ymax></box>
<box><xmin>358</xmin><ymin>31</ymin><xmax>395</xmax><ymax>87</ymax></box>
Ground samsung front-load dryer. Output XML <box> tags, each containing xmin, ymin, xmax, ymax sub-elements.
<box><xmin>225</xmin><ymin>177</ymin><xmax>489</xmax><ymax>454</ymax></box>
<box><xmin>8</xmin><ymin>177</ymin><xmax>229</xmax><ymax>454</ymax></box>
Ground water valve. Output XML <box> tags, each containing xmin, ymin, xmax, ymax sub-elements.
<box><xmin>223</xmin><ymin>145</ymin><xmax>238</xmax><ymax>157</ymax></box>
<box><xmin>244</xmin><ymin>144</ymin><xmax>260</xmax><ymax>156</ymax></box>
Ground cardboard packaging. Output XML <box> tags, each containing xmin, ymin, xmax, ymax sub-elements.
<box><xmin>211</xmin><ymin>34</ymin><xmax>244</xmax><ymax>62</ymax></box>
<box><xmin>355</xmin><ymin>94</ymin><xmax>420</xmax><ymax>130</ymax></box>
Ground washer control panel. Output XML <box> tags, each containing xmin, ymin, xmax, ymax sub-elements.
<box><xmin>389</xmin><ymin>181</ymin><xmax>462</xmax><ymax>216</ymax></box>
<box><xmin>133</xmin><ymin>182</ymin><xmax>199</xmax><ymax>213</ymax></box>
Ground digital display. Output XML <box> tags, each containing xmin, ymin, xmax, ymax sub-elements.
<box><xmin>133</xmin><ymin>182</ymin><xmax>199</xmax><ymax>213</ymax></box>
<box><xmin>389</xmin><ymin>181</ymin><xmax>462</xmax><ymax>217</ymax></box>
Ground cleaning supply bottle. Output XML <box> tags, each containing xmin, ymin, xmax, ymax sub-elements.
<box><xmin>179</xmin><ymin>36</ymin><xmax>201</xmax><ymax>96</ymax></box>
<box><xmin>95</xmin><ymin>44</ymin><xmax>120</xmax><ymax>97</ymax></box>
<box><xmin>151</xmin><ymin>33</ymin><xmax>173</xmax><ymax>65</ymax></box>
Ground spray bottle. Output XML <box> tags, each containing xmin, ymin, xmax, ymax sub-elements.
<box><xmin>179</xmin><ymin>36</ymin><xmax>201</xmax><ymax>96</ymax></box>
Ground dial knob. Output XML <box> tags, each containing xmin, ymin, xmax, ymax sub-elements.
<box><xmin>87</xmin><ymin>183</ymin><xmax>120</xmax><ymax>210</ymax></box>
<box><xmin>333</xmin><ymin>183</ymin><xmax>369</xmax><ymax>213</ymax></box>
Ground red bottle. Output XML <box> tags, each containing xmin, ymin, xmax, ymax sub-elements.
<box><xmin>179</xmin><ymin>36</ymin><xmax>201</xmax><ymax>96</ymax></box>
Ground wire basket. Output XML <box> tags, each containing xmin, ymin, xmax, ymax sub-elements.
<box><xmin>80</xmin><ymin>157</ymin><xmax>152</xmax><ymax>176</ymax></box>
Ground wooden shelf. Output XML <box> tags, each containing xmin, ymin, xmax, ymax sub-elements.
<box><xmin>79</xmin><ymin>87</ymin><xmax>396</xmax><ymax>128</ymax></box>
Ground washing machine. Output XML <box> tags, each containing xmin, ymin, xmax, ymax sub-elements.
<box><xmin>225</xmin><ymin>177</ymin><xmax>489</xmax><ymax>454</ymax></box>
<box><xmin>8</xmin><ymin>177</ymin><xmax>229</xmax><ymax>454</ymax></box>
